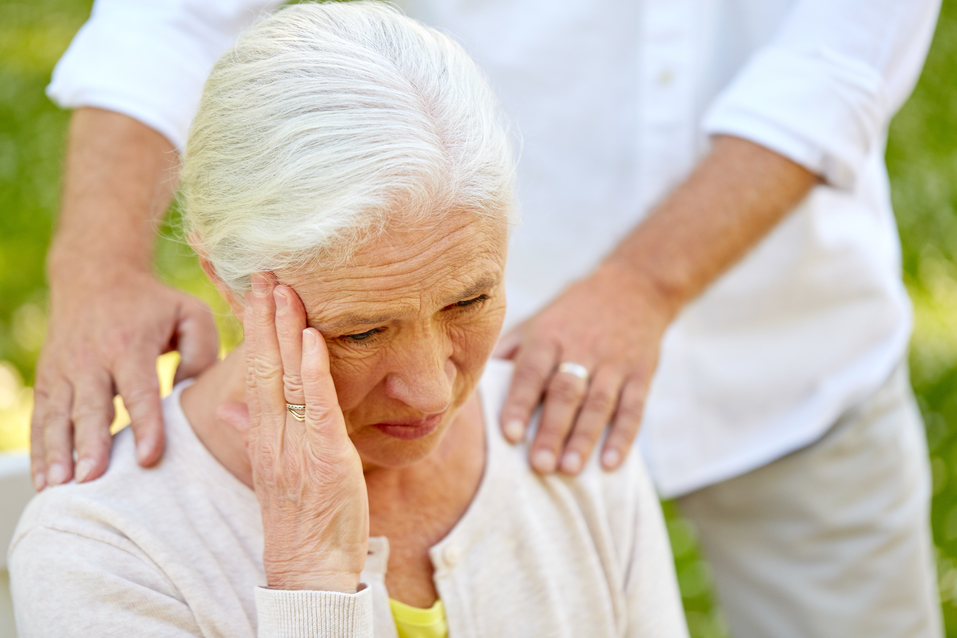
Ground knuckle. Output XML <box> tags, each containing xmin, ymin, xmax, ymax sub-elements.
<box><xmin>75</xmin><ymin>432</ymin><xmax>112</xmax><ymax>454</ymax></box>
<box><xmin>43</xmin><ymin>429</ymin><xmax>73</xmax><ymax>458</ymax></box>
<box><xmin>533</xmin><ymin>429</ymin><xmax>564</xmax><ymax>451</ymax></box>
<box><xmin>282</xmin><ymin>372</ymin><xmax>304</xmax><ymax>396</ymax></box>
<box><xmin>612</xmin><ymin>406</ymin><xmax>644</xmax><ymax>437</ymax></box>
<box><xmin>254</xmin><ymin>357</ymin><xmax>283</xmax><ymax>382</ymax></box>
<box><xmin>70</xmin><ymin>402</ymin><xmax>109</xmax><ymax>426</ymax></box>
<box><xmin>614</xmin><ymin>402</ymin><xmax>645</xmax><ymax>428</ymax></box>
<box><xmin>537</xmin><ymin>413</ymin><xmax>574</xmax><ymax>441</ymax></box>
<box><xmin>606</xmin><ymin>427</ymin><xmax>637</xmax><ymax>451</ymax></box>
<box><xmin>583</xmin><ymin>387</ymin><xmax>617</xmax><ymax>414</ymax></box>
<box><xmin>101</xmin><ymin>332</ymin><xmax>136</xmax><ymax>360</ymax></box>
<box><xmin>548</xmin><ymin>379</ymin><xmax>585</xmax><ymax>404</ymax></box>
<box><xmin>121</xmin><ymin>382</ymin><xmax>159</xmax><ymax>410</ymax></box>
<box><xmin>513</xmin><ymin>362</ymin><xmax>550</xmax><ymax>391</ymax></box>
<box><xmin>41</xmin><ymin>401</ymin><xmax>72</xmax><ymax>427</ymax></box>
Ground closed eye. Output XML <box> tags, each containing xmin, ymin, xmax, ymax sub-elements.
<box><xmin>448</xmin><ymin>294</ymin><xmax>489</xmax><ymax>310</ymax></box>
<box><xmin>343</xmin><ymin>328</ymin><xmax>382</xmax><ymax>342</ymax></box>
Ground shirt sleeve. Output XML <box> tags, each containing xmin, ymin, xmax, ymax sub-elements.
<box><xmin>255</xmin><ymin>586</ymin><xmax>374</xmax><ymax>638</ymax></box>
<box><xmin>47</xmin><ymin>0</ymin><xmax>287</xmax><ymax>151</ymax></box>
<box><xmin>702</xmin><ymin>0</ymin><xmax>941</xmax><ymax>190</ymax></box>
<box><xmin>9</xmin><ymin>526</ymin><xmax>203</xmax><ymax>637</ymax></box>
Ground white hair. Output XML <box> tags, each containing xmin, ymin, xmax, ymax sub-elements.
<box><xmin>181</xmin><ymin>1</ymin><xmax>518</xmax><ymax>294</ymax></box>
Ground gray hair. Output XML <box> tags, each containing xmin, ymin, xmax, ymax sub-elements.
<box><xmin>181</xmin><ymin>1</ymin><xmax>518</xmax><ymax>293</ymax></box>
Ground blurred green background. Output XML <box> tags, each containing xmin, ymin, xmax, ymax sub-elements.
<box><xmin>2</xmin><ymin>0</ymin><xmax>957</xmax><ymax>636</ymax></box>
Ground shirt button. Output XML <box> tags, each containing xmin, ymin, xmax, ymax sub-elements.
<box><xmin>657</xmin><ymin>68</ymin><xmax>674</xmax><ymax>86</ymax></box>
<box><xmin>442</xmin><ymin>544</ymin><xmax>461</xmax><ymax>567</ymax></box>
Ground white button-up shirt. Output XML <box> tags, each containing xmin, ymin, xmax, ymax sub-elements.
<box><xmin>48</xmin><ymin>0</ymin><xmax>941</xmax><ymax>497</ymax></box>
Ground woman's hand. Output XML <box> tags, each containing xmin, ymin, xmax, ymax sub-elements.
<box><xmin>245</xmin><ymin>274</ymin><xmax>368</xmax><ymax>593</ymax></box>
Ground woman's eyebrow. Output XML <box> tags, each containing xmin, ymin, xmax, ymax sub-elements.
<box><xmin>314</xmin><ymin>275</ymin><xmax>501</xmax><ymax>331</ymax></box>
<box><xmin>441</xmin><ymin>274</ymin><xmax>500</xmax><ymax>305</ymax></box>
<box><xmin>315</xmin><ymin>313</ymin><xmax>396</xmax><ymax>332</ymax></box>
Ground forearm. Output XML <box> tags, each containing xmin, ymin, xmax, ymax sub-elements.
<box><xmin>48</xmin><ymin>107</ymin><xmax>180</xmax><ymax>282</ymax></box>
<box><xmin>604</xmin><ymin>135</ymin><xmax>818</xmax><ymax>316</ymax></box>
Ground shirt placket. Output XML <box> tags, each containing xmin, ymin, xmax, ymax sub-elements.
<box><xmin>638</xmin><ymin>0</ymin><xmax>698</xmax><ymax>213</ymax></box>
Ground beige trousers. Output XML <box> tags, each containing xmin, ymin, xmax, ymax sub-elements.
<box><xmin>678</xmin><ymin>365</ymin><xmax>943</xmax><ymax>638</ymax></box>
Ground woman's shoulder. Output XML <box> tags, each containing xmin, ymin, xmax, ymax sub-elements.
<box><xmin>8</xmin><ymin>384</ymin><xmax>263</xmax><ymax>636</ymax></box>
<box><xmin>9</xmin><ymin>383</ymin><xmax>257</xmax><ymax>567</ymax></box>
<box><xmin>13</xmin><ymin>424</ymin><xmax>165</xmax><ymax>552</ymax></box>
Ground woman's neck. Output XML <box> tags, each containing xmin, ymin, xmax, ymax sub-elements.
<box><xmin>180</xmin><ymin>346</ymin><xmax>253</xmax><ymax>487</ymax></box>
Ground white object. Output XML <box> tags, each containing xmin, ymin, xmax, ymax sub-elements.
<box><xmin>9</xmin><ymin>370</ymin><xmax>688</xmax><ymax>636</ymax></box>
<box><xmin>46</xmin><ymin>0</ymin><xmax>941</xmax><ymax>497</ymax></box>
<box><xmin>0</xmin><ymin>452</ymin><xmax>33</xmax><ymax>638</ymax></box>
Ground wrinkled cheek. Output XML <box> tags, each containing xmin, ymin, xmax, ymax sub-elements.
<box><xmin>327</xmin><ymin>352</ymin><xmax>380</xmax><ymax>417</ymax></box>
<box><xmin>451</xmin><ymin>321</ymin><xmax>502</xmax><ymax>386</ymax></box>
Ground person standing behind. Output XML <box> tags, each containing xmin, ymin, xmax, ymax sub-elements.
<box><xmin>31</xmin><ymin>0</ymin><xmax>943</xmax><ymax>636</ymax></box>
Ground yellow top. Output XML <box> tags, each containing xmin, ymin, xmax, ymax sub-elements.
<box><xmin>389</xmin><ymin>598</ymin><xmax>448</xmax><ymax>638</ymax></box>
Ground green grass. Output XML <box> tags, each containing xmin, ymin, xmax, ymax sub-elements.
<box><xmin>3</xmin><ymin>0</ymin><xmax>957</xmax><ymax>635</ymax></box>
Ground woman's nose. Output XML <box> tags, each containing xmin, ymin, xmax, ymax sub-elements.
<box><xmin>384</xmin><ymin>331</ymin><xmax>455</xmax><ymax>415</ymax></box>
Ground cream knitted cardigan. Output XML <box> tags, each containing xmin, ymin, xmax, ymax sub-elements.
<box><xmin>9</xmin><ymin>360</ymin><xmax>688</xmax><ymax>637</ymax></box>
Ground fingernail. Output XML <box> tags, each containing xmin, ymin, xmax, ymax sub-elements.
<box><xmin>273</xmin><ymin>289</ymin><xmax>288</xmax><ymax>313</ymax></box>
<box><xmin>302</xmin><ymin>329</ymin><xmax>317</xmax><ymax>353</ymax></box>
<box><xmin>251</xmin><ymin>274</ymin><xmax>269</xmax><ymax>296</ymax></box>
<box><xmin>47</xmin><ymin>463</ymin><xmax>69</xmax><ymax>486</ymax></box>
<box><xmin>602</xmin><ymin>448</ymin><xmax>621</xmax><ymax>470</ymax></box>
<box><xmin>137</xmin><ymin>441</ymin><xmax>153</xmax><ymax>465</ymax></box>
<box><xmin>560</xmin><ymin>451</ymin><xmax>582</xmax><ymax>474</ymax></box>
<box><xmin>504</xmin><ymin>418</ymin><xmax>525</xmax><ymax>442</ymax></box>
<box><xmin>532</xmin><ymin>449</ymin><xmax>556</xmax><ymax>473</ymax></box>
<box><xmin>33</xmin><ymin>472</ymin><xmax>46</xmax><ymax>492</ymax></box>
<box><xmin>75</xmin><ymin>458</ymin><xmax>95</xmax><ymax>483</ymax></box>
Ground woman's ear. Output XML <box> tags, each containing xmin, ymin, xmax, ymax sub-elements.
<box><xmin>189</xmin><ymin>232</ymin><xmax>247</xmax><ymax>321</ymax></box>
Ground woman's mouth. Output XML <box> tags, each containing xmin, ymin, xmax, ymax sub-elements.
<box><xmin>371</xmin><ymin>412</ymin><xmax>445</xmax><ymax>440</ymax></box>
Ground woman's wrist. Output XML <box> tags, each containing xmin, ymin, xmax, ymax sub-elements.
<box><xmin>266</xmin><ymin>569</ymin><xmax>362</xmax><ymax>594</ymax></box>
<box><xmin>263</xmin><ymin>541</ymin><xmax>367</xmax><ymax>594</ymax></box>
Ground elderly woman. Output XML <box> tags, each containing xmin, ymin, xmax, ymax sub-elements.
<box><xmin>10</xmin><ymin>3</ymin><xmax>687</xmax><ymax>636</ymax></box>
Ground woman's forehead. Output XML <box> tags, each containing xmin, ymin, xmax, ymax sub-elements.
<box><xmin>279</xmin><ymin>212</ymin><xmax>507</xmax><ymax>324</ymax></box>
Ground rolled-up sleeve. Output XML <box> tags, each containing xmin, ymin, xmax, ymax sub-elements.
<box><xmin>703</xmin><ymin>0</ymin><xmax>940</xmax><ymax>190</ymax></box>
<box><xmin>47</xmin><ymin>0</ymin><xmax>285</xmax><ymax>151</ymax></box>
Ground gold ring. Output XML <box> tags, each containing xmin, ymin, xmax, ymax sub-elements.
<box><xmin>556</xmin><ymin>361</ymin><xmax>589</xmax><ymax>383</ymax></box>
<box><xmin>286</xmin><ymin>403</ymin><xmax>306</xmax><ymax>421</ymax></box>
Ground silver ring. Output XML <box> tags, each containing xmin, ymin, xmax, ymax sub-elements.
<box><xmin>286</xmin><ymin>403</ymin><xmax>306</xmax><ymax>422</ymax></box>
<box><xmin>556</xmin><ymin>361</ymin><xmax>589</xmax><ymax>383</ymax></box>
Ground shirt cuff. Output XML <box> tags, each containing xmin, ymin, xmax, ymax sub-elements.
<box><xmin>46</xmin><ymin>15</ymin><xmax>229</xmax><ymax>151</ymax></box>
<box><xmin>702</xmin><ymin>45</ymin><xmax>886</xmax><ymax>191</ymax></box>
<box><xmin>255</xmin><ymin>585</ymin><xmax>374</xmax><ymax>638</ymax></box>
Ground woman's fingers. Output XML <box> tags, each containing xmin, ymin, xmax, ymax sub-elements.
<box><xmin>248</xmin><ymin>275</ymin><xmax>285</xmax><ymax>423</ymax></box>
<box><xmin>273</xmin><ymin>286</ymin><xmax>307</xmax><ymax>407</ymax></box>
<box><xmin>244</xmin><ymin>274</ymin><xmax>288</xmax><ymax>469</ymax></box>
<box><xmin>300</xmin><ymin>328</ymin><xmax>350</xmax><ymax>446</ymax></box>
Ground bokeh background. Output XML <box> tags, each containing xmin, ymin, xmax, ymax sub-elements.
<box><xmin>3</xmin><ymin>1</ymin><xmax>957</xmax><ymax>636</ymax></box>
